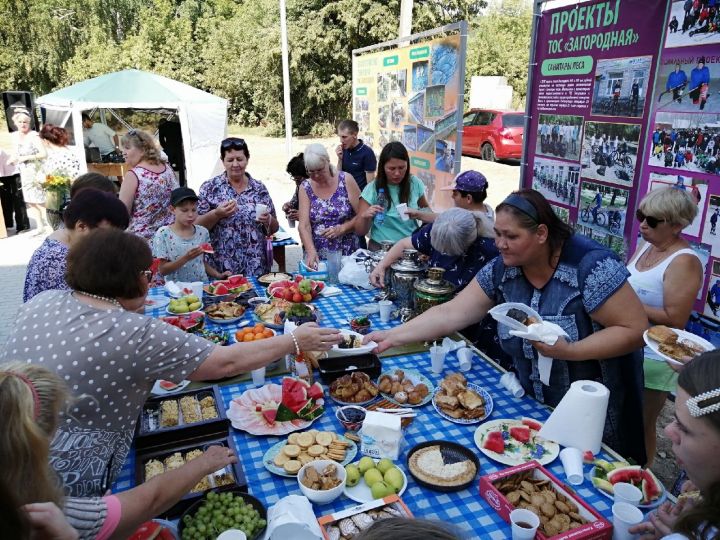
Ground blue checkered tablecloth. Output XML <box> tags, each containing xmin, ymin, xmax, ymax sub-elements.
<box><xmin>272</xmin><ymin>227</ymin><xmax>298</xmax><ymax>248</ymax></box>
<box><xmin>116</xmin><ymin>283</ymin><xmax>620</xmax><ymax>538</ymax></box>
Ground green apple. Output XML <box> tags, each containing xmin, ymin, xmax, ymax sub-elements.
<box><xmin>188</xmin><ymin>301</ymin><xmax>201</xmax><ymax>311</ymax></box>
<box><xmin>174</xmin><ymin>303</ymin><xmax>189</xmax><ymax>313</ymax></box>
<box><xmin>384</xmin><ymin>467</ymin><xmax>404</xmax><ymax>493</ymax></box>
<box><xmin>370</xmin><ymin>481</ymin><xmax>393</xmax><ymax>499</ymax></box>
<box><xmin>358</xmin><ymin>456</ymin><xmax>375</xmax><ymax>475</ymax></box>
<box><xmin>345</xmin><ymin>464</ymin><xmax>360</xmax><ymax>487</ymax></box>
<box><xmin>376</xmin><ymin>458</ymin><xmax>394</xmax><ymax>474</ymax></box>
<box><xmin>364</xmin><ymin>468</ymin><xmax>383</xmax><ymax>487</ymax></box>
<box><xmin>185</xmin><ymin>294</ymin><xmax>199</xmax><ymax>303</ymax></box>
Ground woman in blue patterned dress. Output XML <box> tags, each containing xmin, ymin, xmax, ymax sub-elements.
<box><xmin>196</xmin><ymin>138</ymin><xmax>279</xmax><ymax>276</ymax></box>
<box><xmin>298</xmin><ymin>143</ymin><xmax>361</xmax><ymax>269</ymax></box>
<box><xmin>366</xmin><ymin>189</ymin><xmax>649</xmax><ymax>464</ymax></box>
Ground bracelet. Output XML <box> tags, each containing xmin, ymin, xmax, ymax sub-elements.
<box><xmin>289</xmin><ymin>330</ymin><xmax>301</xmax><ymax>355</ymax></box>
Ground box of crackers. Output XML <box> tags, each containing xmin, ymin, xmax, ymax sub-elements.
<box><xmin>135</xmin><ymin>384</ymin><xmax>229</xmax><ymax>449</ymax></box>
<box><xmin>134</xmin><ymin>433</ymin><xmax>247</xmax><ymax>518</ymax></box>
<box><xmin>317</xmin><ymin>495</ymin><xmax>414</xmax><ymax>539</ymax></box>
<box><xmin>479</xmin><ymin>461</ymin><xmax>612</xmax><ymax>540</ymax></box>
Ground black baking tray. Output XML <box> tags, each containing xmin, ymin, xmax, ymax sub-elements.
<box><xmin>135</xmin><ymin>385</ymin><xmax>228</xmax><ymax>449</ymax></box>
<box><xmin>406</xmin><ymin>440</ymin><xmax>480</xmax><ymax>492</ymax></box>
<box><xmin>317</xmin><ymin>353</ymin><xmax>382</xmax><ymax>384</ymax></box>
<box><xmin>134</xmin><ymin>433</ymin><xmax>247</xmax><ymax>519</ymax></box>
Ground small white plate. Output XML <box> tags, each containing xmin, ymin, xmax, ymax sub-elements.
<box><xmin>150</xmin><ymin>379</ymin><xmax>191</xmax><ymax>396</ymax></box>
<box><xmin>144</xmin><ymin>296</ymin><xmax>170</xmax><ymax>312</ymax></box>
<box><xmin>342</xmin><ymin>461</ymin><xmax>408</xmax><ymax>503</ymax></box>
<box><xmin>327</xmin><ymin>330</ymin><xmax>377</xmax><ymax>357</ymax></box>
<box><xmin>643</xmin><ymin>328</ymin><xmax>714</xmax><ymax>366</ymax></box>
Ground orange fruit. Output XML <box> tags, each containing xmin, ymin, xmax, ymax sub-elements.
<box><xmin>243</xmin><ymin>333</ymin><xmax>255</xmax><ymax>342</ymax></box>
<box><xmin>263</xmin><ymin>329</ymin><xmax>274</xmax><ymax>338</ymax></box>
<box><xmin>254</xmin><ymin>323</ymin><xmax>265</xmax><ymax>332</ymax></box>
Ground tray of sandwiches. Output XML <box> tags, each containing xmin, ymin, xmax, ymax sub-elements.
<box><xmin>431</xmin><ymin>372</ymin><xmax>493</xmax><ymax>424</ymax></box>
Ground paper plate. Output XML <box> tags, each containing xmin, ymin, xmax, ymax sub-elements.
<box><xmin>150</xmin><ymin>379</ymin><xmax>191</xmax><ymax>396</ymax></box>
<box><xmin>263</xmin><ymin>436</ymin><xmax>357</xmax><ymax>477</ymax></box>
<box><xmin>144</xmin><ymin>295</ymin><xmax>170</xmax><ymax>312</ymax></box>
<box><xmin>643</xmin><ymin>328</ymin><xmax>714</xmax><ymax>366</ymax></box>
<box><xmin>431</xmin><ymin>383</ymin><xmax>493</xmax><ymax>424</ymax></box>
<box><xmin>473</xmin><ymin>418</ymin><xmax>559</xmax><ymax>466</ymax></box>
<box><xmin>587</xmin><ymin>466</ymin><xmax>668</xmax><ymax>509</ymax></box>
<box><xmin>343</xmin><ymin>461</ymin><xmax>408</xmax><ymax>503</ymax></box>
<box><xmin>327</xmin><ymin>330</ymin><xmax>377</xmax><ymax>357</ymax></box>
<box><xmin>378</xmin><ymin>369</ymin><xmax>435</xmax><ymax>407</ymax></box>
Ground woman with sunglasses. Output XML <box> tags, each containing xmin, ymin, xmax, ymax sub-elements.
<box><xmin>299</xmin><ymin>143</ymin><xmax>361</xmax><ymax>270</ymax></box>
<box><xmin>626</xmin><ymin>187</ymin><xmax>703</xmax><ymax>467</ymax></box>
<box><xmin>1</xmin><ymin>228</ymin><xmax>341</xmax><ymax>499</ymax></box>
<box><xmin>118</xmin><ymin>130</ymin><xmax>178</xmax><ymax>241</ymax></box>
<box><xmin>196</xmin><ymin>138</ymin><xmax>279</xmax><ymax>276</ymax></box>
<box><xmin>365</xmin><ymin>189</ymin><xmax>649</xmax><ymax>464</ymax></box>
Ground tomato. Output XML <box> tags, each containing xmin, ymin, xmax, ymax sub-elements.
<box><xmin>292</xmin><ymin>293</ymin><xmax>303</xmax><ymax>303</ymax></box>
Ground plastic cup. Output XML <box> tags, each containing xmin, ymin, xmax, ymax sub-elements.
<box><xmin>396</xmin><ymin>203</ymin><xmax>409</xmax><ymax>221</ymax></box>
<box><xmin>326</xmin><ymin>250</ymin><xmax>342</xmax><ymax>285</ymax></box>
<box><xmin>613</xmin><ymin>482</ymin><xmax>643</xmax><ymax>506</ymax></box>
<box><xmin>456</xmin><ymin>347</ymin><xmax>473</xmax><ymax>372</ymax></box>
<box><xmin>500</xmin><ymin>372</ymin><xmax>525</xmax><ymax>398</ymax></box>
<box><xmin>429</xmin><ymin>345</ymin><xmax>446</xmax><ymax>374</ymax></box>
<box><xmin>217</xmin><ymin>531</ymin><xmax>247</xmax><ymax>540</ymax></box>
<box><xmin>288</xmin><ymin>218</ymin><xmax>296</xmax><ymax>228</ymax></box>
<box><xmin>255</xmin><ymin>203</ymin><xmax>269</xmax><ymax>220</ymax></box>
<box><xmin>612</xmin><ymin>502</ymin><xmax>644</xmax><ymax>540</ymax></box>
<box><xmin>559</xmin><ymin>447</ymin><xmax>584</xmax><ymax>485</ymax></box>
<box><xmin>441</xmin><ymin>336</ymin><xmax>463</xmax><ymax>353</ymax></box>
<box><xmin>251</xmin><ymin>367</ymin><xmax>266</xmax><ymax>387</ymax></box>
<box><xmin>379</xmin><ymin>300</ymin><xmax>393</xmax><ymax>322</ymax></box>
<box><xmin>509</xmin><ymin>508</ymin><xmax>540</xmax><ymax>540</ymax></box>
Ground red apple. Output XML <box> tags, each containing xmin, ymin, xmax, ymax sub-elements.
<box><xmin>292</xmin><ymin>293</ymin><xmax>303</xmax><ymax>303</ymax></box>
<box><xmin>284</xmin><ymin>289</ymin><xmax>294</xmax><ymax>301</ymax></box>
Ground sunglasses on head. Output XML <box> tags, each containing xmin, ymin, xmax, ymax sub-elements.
<box><xmin>635</xmin><ymin>209</ymin><xmax>666</xmax><ymax>228</ymax></box>
<box><xmin>221</xmin><ymin>137</ymin><xmax>247</xmax><ymax>150</ymax></box>
<box><xmin>141</xmin><ymin>269</ymin><xmax>153</xmax><ymax>283</ymax></box>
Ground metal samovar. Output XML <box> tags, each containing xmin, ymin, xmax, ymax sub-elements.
<box><xmin>389</xmin><ymin>249</ymin><xmax>427</xmax><ymax>321</ymax></box>
<box><xmin>414</xmin><ymin>267</ymin><xmax>456</xmax><ymax>315</ymax></box>
<box><xmin>364</xmin><ymin>241</ymin><xmax>394</xmax><ymax>300</ymax></box>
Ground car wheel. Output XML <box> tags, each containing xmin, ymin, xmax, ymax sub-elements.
<box><xmin>481</xmin><ymin>143</ymin><xmax>496</xmax><ymax>162</ymax></box>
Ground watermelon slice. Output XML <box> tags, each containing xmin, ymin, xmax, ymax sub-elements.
<box><xmin>640</xmin><ymin>469</ymin><xmax>662</xmax><ymax>504</ymax></box>
<box><xmin>158</xmin><ymin>380</ymin><xmax>179</xmax><ymax>391</ymax></box>
<box><xmin>607</xmin><ymin>465</ymin><xmax>644</xmax><ymax>485</ymax></box>
<box><xmin>299</xmin><ymin>403</ymin><xmax>324</xmax><ymax>421</ymax></box>
<box><xmin>262</xmin><ymin>409</ymin><xmax>277</xmax><ymax>426</ymax></box>
<box><xmin>158</xmin><ymin>529</ymin><xmax>175</xmax><ymax>540</ymax></box>
<box><xmin>583</xmin><ymin>451</ymin><xmax>595</xmax><ymax>464</ymax></box>
<box><xmin>213</xmin><ymin>283</ymin><xmax>230</xmax><ymax>295</ymax></box>
<box><xmin>275</xmin><ymin>403</ymin><xmax>298</xmax><ymax>422</ymax></box>
<box><xmin>228</xmin><ymin>275</ymin><xmax>248</xmax><ymax>286</ymax></box>
<box><xmin>200</xmin><ymin>242</ymin><xmax>214</xmax><ymax>253</ymax></box>
<box><xmin>521</xmin><ymin>418</ymin><xmax>542</xmax><ymax>431</ymax></box>
<box><xmin>509</xmin><ymin>426</ymin><xmax>531</xmax><ymax>443</ymax></box>
<box><xmin>129</xmin><ymin>522</ymin><xmax>161</xmax><ymax>540</ymax></box>
<box><xmin>483</xmin><ymin>431</ymin><xmax>505</xmax><ymax>454</ymax></box>
<box><xmin>307</xmin><ymin>382</ymin><xmax>324</xmax><ymax>400</ymax></box>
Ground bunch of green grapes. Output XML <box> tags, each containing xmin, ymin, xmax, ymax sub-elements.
<box><xmin>181</xmin><ymin>491</ymin><xmax>266</xmax><ymax>540</ymax></box>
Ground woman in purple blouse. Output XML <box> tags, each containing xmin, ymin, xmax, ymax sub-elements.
<box><xmin>298</xmin><ymin>143</ymin><xmax>361</xmax><ymax>269</ymax></box>
<box><xmin>197</xmin><ymin>138</ymin><xmax>279</xmax><ymax>276</ymax></box>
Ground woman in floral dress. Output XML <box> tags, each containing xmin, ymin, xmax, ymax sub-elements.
<box><xmin>196</xmin><ymin>138</ymin><xmax>279</xmax><ymax>276</ymax></box>
<box><xmin>119</xmin><ymin>130</ymin><xmax>178</xmax><ymax>241</ymax></box>
<box><xmin>298</xmin><ymin>143</ymin><xmax>360</xmax><ymax>269</ymax></box>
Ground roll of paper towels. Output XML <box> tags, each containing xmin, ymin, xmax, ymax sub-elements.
<box><xmin>538</xmin><ymin>380</ymin><xmax>609</xmax><ymax>454</ymax></box>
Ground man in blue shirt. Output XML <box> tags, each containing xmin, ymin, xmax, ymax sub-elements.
<box><xmin>335</xmin><ymin>119</ymin><xmax>376</xmax><ymax>192</ymax></box>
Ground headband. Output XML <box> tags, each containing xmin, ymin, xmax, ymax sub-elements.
<box><xmin>686</xmin><ymin>387</ymin><xmax>720</xmax><ymax>418</ymax></box>
<box><xmin>1</xmin><ymin>371</ymin><xmax>40</xmax><ymax>419</ymax></box>
<box><xmin>501</xmin><ymin>194</ymin><xmax>539</xmax><ymax>222</ymax></box>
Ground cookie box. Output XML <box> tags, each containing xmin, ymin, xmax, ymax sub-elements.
<box><xmin>318</xmin><ymin>354</ymin><xmax>382</xmax><ymax>384</ymax></box>
<box><xmin>479</xmin><ymin>460</ymin><xmax>612</xmax><ymax>540</ymax></box>
<box><xmin>317</xmin><ymin>494</ymin><xmax>413</xmax><ymax>539</ymax></box>
<box><xmin>134</xmin><ymin>434</ymin><xmax>247</xmax><ymax>519</ymax></box>
<box><xmin>135</xmin><ymin>385</ymin><xmax>228</xmax><ymax>449</ymax></box>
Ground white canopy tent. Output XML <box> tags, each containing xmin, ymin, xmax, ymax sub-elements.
<box><xmin>36</xmin><ymin>69</ymin><xmax>227</xmax><ymax>190</ymax></box>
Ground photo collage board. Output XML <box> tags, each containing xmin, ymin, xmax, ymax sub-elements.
<box><xmin>352</xmin><ymin>32</ymin><xmax>465</xmax><ymax>210</ymax></box>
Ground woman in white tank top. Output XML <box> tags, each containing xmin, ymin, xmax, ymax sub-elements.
<box><xmin>626</xmin><ymin>187</ymin><xmax>703</xmax><ymax>467</ymax></box>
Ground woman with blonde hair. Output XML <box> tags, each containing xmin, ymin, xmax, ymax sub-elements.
<box><xmin>299</xmin><ymin>143</ymin><xmax>361</xmax><ymax>269</ymax></box>
<box><xmin>118</xmin><ymin>129</ymin><xmax>178</xmax><ymax>241</ymax></box>
<box><xmin>626</xmin><ymin>186</ymin><xmax>703</xmax><ymax>466</ymax></box>
<box><xmin>0</xmin><ymin>361</ymin><xmax>238</xmax><ymax>539</ymax></box>
<box><xmin>8</xmin><ymin>108</ymin><xmax>47</xmax><ymax>234</ymax></box>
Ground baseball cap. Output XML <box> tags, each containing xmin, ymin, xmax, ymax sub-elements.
<box><xmin>170</xmin><ymin>187</ymin><xmax>199</xmax><ymax>206</ymax></box>
<box><xmin>440</xmin><ymin>170</ymin><xmax>488</xmax><ymax>192</ymax></box>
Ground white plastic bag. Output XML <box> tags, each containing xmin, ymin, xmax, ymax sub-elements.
<box><xmin>339</xmin><ymin>255</ymin><xmax>373</xmax><ymax>289</ymax></box>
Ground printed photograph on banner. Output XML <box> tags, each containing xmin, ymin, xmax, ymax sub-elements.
<box><xmin>550</xmin><ymin>204</ymin><xmax>570</xmax><ymax>224</ymax></box>
<box><xmin>536</xmin><ymin>114</ymin><xmax>584</xmax><ymax>161</ymax></box>
<box><xmin>365</xmin><ymin>134</ymin><xmax>375</xmax><ymax>150</ymax></box>
<box><xmin>590</xmin><ymin>56</ymin><xmax>652</xmax><ymax>118</ymax></box>
<box><xmin>412</xmin><ymin>61</ymin><xmax>429</xmax><ymax>92</ymax></box>
<box><xmin>580</xmin><ymin>121</ymin><xmax>640</xmax><ymax>186</ymax></box>
<box><xmin>391</xmin><ymin>99</ymin><xmax>406</xmax><ymax>127</ymax></box>
<box><xmin>435</xmin><ymin>140</ymin><xmax>455</xmax><ymax>173</ymax></box>
<box><xmin>648</xmin><ymin>112</ymin><xmax>720</xmax><ymax>175</ymax></box>
<box><xmin>389</xmin><ymin>70</ymin><xmax>407</xmax><ymax>98</ymax></box>
<box><xmin>703</xmin><ymin>260</ymin><xmax>720</xmax><ymax>319</ymax></box>
<box><xmin>689</xmin><ymin>241</ymin><xmax>711</xmax><ymax>301</ymax></box>
<box><xmin>578</xmin><ymin>180</ymin><xmax>629</xmax><ymax>237</ymax></box>
<box><xmin>425</xmin><ymin>85</ymin><xmax>445</xmax><ymax>118</ymax></box>
<box><xmin>430</xmin><ymin>42</ymin><xmax>458</xmax><ymax>86</ymax></box>
<box><xmin>701</xmin><ymin>194</ymin><xmax>720</xmax><ymax>255</ymax></box>
<box><xmin>390</xmin><ymin>131</ymin><xmax>402</xmax><ymax>143</ymax></box>
<box><xmin>403</xmin><ymin>126</ymin><xmax>417</xmax><ymax>151</ymax></box>
<box><xmin>408</xmin><ymin>91</ymin><xmax>425</xmax><ymax>124</ymax></box>
<box><xmin>435</xmin><ymin>109</ymin><xmax>458</xmax><ymax>141</ymax></box>
<box><xmin>357</xmin><ymin>111</ymin><xmax>370</xmax><ymax>133</ymax></box>
<box><xmin>416</xmin><ymin>170</ymin><xmax>437</xmax><ymax>206</ymax></box>
<box><xmin>378</xmin><ymin>104</ymin><xmax>390</xmax><ymax>129</ymax></box>
<box><xmin>354</xmin><ymin>98</ymin><xmax>369</xmax><ymax>113</ymax></box>
<box><xmin>379</xmin><ymin>130</ymin><xmax>389</xmax><ymax>149</ymax></box>
<box><xmin>531</xmin><ymin>157</ymin><xmax>580</xmax><ymax>206</ymax></box>
<box><xmin>664</xmin><ymin>1</ymin><xmax>720</xmax><ymax>49</ymax></box>
<box><xmin>648</xmin><ymin>173</ymin><xmax>707</xmax><ymax>237</ymax></box>
<box><xmin>377</xmin><ymin>74</ymin><xmax>389</xmax><ymax>102</ymax></box>
<box><xmin>575</xmin><ymin>223</ymin><xmax>626</xmax><ymax>258</ymax></box>
<box><xmin>654</xmin><ymin>52</ymin><xmax>718</xmax><ymax>113</ymax></box>
<box><xmin>417</xmin><ymin>124</ymin><xmax>435</xmax><ymax>154</ymax></box>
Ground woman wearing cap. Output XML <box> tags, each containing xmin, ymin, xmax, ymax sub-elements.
<box><xmin>366</xmin><ymin>189</ymin><xmax>649</xmax><ymax>464</ymax></box>
<box><xmin>23</xmin><ymin>189</ymin><xmax>130</xmax><ymax>302</ymax></box>
<box><xmin>196</xmin><ymin>138</ymin><xmax>279</xmax><ymax>276</ymax></box>
<box><xmin>8</xmin><ymin>108</ymin><xmax>47</xmax><ymax>234</ymax></box>
<box><xmin>299</xmin><ymin>143</ymin><xmax>361</xmax><ymax>270</ymax></box>
<box><xmin>626</xmin><ymin>187</ymin><xmax>703</xmax><ymax>467</ymax></box>
<box><xmin>118</xmin><ymin>129</ymin><xmax>178</xmax><ymax>241</ymax></box>
<box><xmin>355</xmin><ymin>142</ymin><xmax>429</xmax><ymax>250</ymax></box>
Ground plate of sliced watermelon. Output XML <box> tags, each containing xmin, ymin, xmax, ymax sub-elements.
<box><xmin>474</xmin><ymin>418</ymin><xmax>560</xmax><ymax>466</ymax></box>
<box><xmin>204</xmin><ymin>275</ymin><xmax>253</xmax><ymax>297</ymax></box>
<box><xmin>226</xmin><ymin>378</ymin><xmax>325</xmax><ymax>436</ymax></box>
<box><xmin>588</xmin><ymin>460</ymin><xmax>666</xmax><ymax>509</ymax></box>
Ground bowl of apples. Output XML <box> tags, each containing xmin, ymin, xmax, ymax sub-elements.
<box><xmin>267</xmin><ymin>275</ymin><xmax>324</xmax><ymax>303</ymax></box>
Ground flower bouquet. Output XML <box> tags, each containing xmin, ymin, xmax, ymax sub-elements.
<box><xmin>42</xmin><ymin>173</ymin><xmax>72</xmax><ymax>230</ymax></box>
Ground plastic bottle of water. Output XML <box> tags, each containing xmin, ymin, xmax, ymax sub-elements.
<box><xmin>374</xmin><ymin>188</ymin><xmax>386</xmax><ymax>226</ymax></box>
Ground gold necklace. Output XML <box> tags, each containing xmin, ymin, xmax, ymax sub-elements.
<box><xmin>642</xmin><ymin>240</ymin><xmax>677</xmax><ymax>268</ymax></box>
